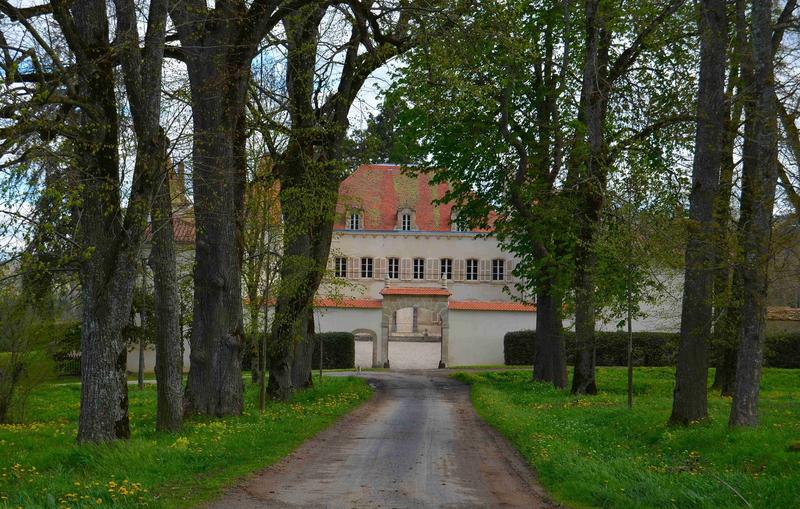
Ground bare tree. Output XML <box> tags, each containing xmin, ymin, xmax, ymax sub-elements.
<box><xmin>669</xmin><ymin>0</ymin><xmax>727</xmax><ymax>425</ymax></box>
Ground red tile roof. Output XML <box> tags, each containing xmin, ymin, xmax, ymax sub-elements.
<box><xmin>144</xmin><ymin>215</ymin><xmax>195</xmax><ymax>244</ymax></box>
<box><xmin>380</xmin><ymin>287</ymin><xmax>452</xmax><ymax>296</ymax></box>
<box><xmin>449</xmin><ymin>300</ymin><xmax>536</xmax><ymax>312</ymax></box>
<box><xmin>767</xmin><ymin>306</ymin><xmax>800</xmax><ymax>321</ymax></box>
<box><xmin>315</xmin><ymin>298</ymin><xmax>383</xmax><ymax>309</ymax></box>
<box><xmin>335</xmin><ymin>164</ymin><xmax>493</xmax><ymax>232</ymax></box>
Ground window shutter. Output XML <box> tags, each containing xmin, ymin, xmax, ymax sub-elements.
<box><xmin>454</xmin><ymin>259</ymin><xmax>465</xmax><ymax>281</ymax></box>
<box><xmin>348</xmin><ymin>257</ymin><xmax>359</xmax><ymax>279</ymax></box>
<box><xmin>375</xmin><ymin>257</ymin><xmax>387</xmax><ymax>280</ymax></box>
<box><xmin>505</xmin><ymin>260</ymin><xmax>514</xmax><ymax>282</ymax></box>
<box><xmin>400</xmin><ymin>258</ymin><xmax>412</xmax><ymax>280</ymax></box>
<box><xmin>426</xmin><ymin>258</ymin><xmax>439</xmax><ymax>280</ymax></box>
<box><xmin>479</xmin><ymin>259</ymin><xmax>491</xmax><ymax>281</ymax></box>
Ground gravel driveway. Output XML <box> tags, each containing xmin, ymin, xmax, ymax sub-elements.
<box><xmin>206</xmin><ymin>371</ymin><xmax>555</xmax><ymax>508</ymax></box>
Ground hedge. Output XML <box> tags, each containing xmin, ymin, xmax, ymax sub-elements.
<box><xmin>312</xmin><ymin>332</ymin><xmax>355</xmax><ymax>369</ymax></box>
<box><xmin>504</xmin><ymin>330</ymin><xmax>800</xmax><ymax>368</ymax></box>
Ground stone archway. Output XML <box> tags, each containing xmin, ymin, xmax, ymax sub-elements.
<box><xmin>378</xmin><ymin>290</ymin><xmax>450</xmax><ymax>368</ymax></box>
<box><xmin>351</xmin><ymin>328</ymin><xmax>378</xmax><ymax>368</ymax></box>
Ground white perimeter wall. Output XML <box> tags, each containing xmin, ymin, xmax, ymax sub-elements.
<box><xmin>125</xmin><ymin>339</ymin><xmax>191</xmax><ymax>374</ymax></box>
<box><xmin>448</xmin><ymin>310</ymin><xmax>536</xmax><ymax>366</ymax></box>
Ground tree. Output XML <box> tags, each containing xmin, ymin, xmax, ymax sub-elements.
<box><xmin>267</xmin><ymin>0</ymin><xmax>416</xmax><ymax>399</ymax></box>
<box><xmin>388</xmin><ymin>0</ymin><xmax>574</xmax><ymax>388</ymax></box>
<box><xmin>168</xmin><ymin>0</ymin><xmax>301</xmax><ymax>416</ymax></box>
<box><xmin>729</xmin><ymin>0</ymin><xmax>782</xmax><ymax>427</ymax></box>
<box><xmin>669</xmin><ymin>0</ymin><xmax>727</xmax><ymax>425</ymax></box>
<box><xmin>149</xmin><ymin>153</ymin><xmax>183</xmax><ymax>432</ymax></box>
<box><xmin>570</xmin><ymin>0</ymin><xmax>690</xmax><ymax>395</ymax></box>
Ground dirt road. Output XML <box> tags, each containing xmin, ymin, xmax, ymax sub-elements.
<box><xmin>206</xmin><ymin>371</ymin><xmax>554</xmax><ymax>508</ymax></box>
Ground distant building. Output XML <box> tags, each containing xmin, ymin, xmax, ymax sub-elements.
<box><xmin>315</xmin><ymin>164</ymin><xmax>535</xmax><ymax>368</ymax></box>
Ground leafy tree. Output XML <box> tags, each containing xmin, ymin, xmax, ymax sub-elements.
<box><xmin>670</xmin><ymin>0</ymin><xmax>728</xmax><ymax>425</ymax></box>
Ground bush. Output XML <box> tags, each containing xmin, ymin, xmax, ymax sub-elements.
<box><xmin>504</xmin><ymin>329</ymin><xmax>797</xmax><ymax>368</ymax></box>
<box><xmin>504</xmin><ymin>331</ymin><xmax>536</xmax><ymax>366</ymax></box>
<box><xmin>311</xmin><ymin>332</ymin><xmax>355</xmax><ymax>369</ymax></box>
<box><xmin>764</xmin><ymin>333</ymin><xmax>800</xmax><ymax>368</ymax></box>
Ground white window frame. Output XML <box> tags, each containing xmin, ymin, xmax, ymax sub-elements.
<box><xmin>440</xmin><ymin>258</ymin><xmax>453</xmax><ymax>280</ymax></box>
<box><xmin>413</xmin><ymin>258</ymin><xmax>425</xmax><ymax>280</ymax></box>
<box><xmin>401</xmin><ymin>213</ymin><xmax>412</xmax><ymax>231</ymax></box>
<box><xmin>388</xmin><ymin>257</ymin><xmax>399</xmax><ymax>279</ymax></box>
<box><xmin>348</xmin><ymin>211</ymin><xmax>362</xmax><ymax>230</ymax></box>
<box><xmin>335</xmin><ymin>257</ymin><xmax>346</xmax><ymax>278</ymax></box>
<box><xmin>361</xmin><ymin>257</ymin><xmax>373</xmax><ymax>278</ymax></box>
<box><xmin>492</xmin><ymin>259</ymin><xmax>505</xmax><ymax>281</ymax></box>
<box><xmin>466</xmin><ymin>259</ymin><xmax>478</xmax><ymax>281</ymax></box>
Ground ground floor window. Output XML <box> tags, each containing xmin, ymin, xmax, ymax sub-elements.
<box><xmin>361</xmin><ymin>257</ymin><xmax>373</xmax><ymax>278</ymax></box>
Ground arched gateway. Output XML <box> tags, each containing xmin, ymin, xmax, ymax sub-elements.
<box><xmin>376</xmin><ymin>281</ymin><xmax>450</xmax><ymax>368</ymax></box>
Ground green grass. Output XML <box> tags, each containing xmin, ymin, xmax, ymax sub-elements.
<box><xmin>454</xmin><ymin>367</ymin><xmax>800</xmax><ymax>509</ymax></box>
<box><xmin>0</xmin><ymin>376</ymin><xmax>371</xmax><ymax>508</ymax></box>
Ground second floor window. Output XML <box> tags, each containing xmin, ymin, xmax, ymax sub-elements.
<box><xmin>413</xmin><ymin>258</ymin><xmax>425</xmax><ymax>279</ymax></box>
<box><xmin>361</xmin><ymin>257</ymin><xmax>373</xmax><ymax>278</ymax></box>
<box><xmin>348</xmin><ymin>212</ymin><xmax>362</xmax><ymax>230</ymax></box>
<box><xmin>388</xmin><ymin>257</ymin><xmax>399</xmax><ymax>279</ymax></box>
<box><xmin>466</xmin><ymin>259</ymin><xmax>478</xmax><ymax>281</ymax></box>
<box><xmin>441</xmin><ymin>258</ymin><xmax>453</xmax><ymax>280</ymax></box>
<box><xmin>492</xmin><ymin>259</ymin><xmax>505</xmax><ymax>281</ymax></box>
<box><xmin>401</xmin><ymin>213</ymin><xmax>412</xmax><ymax>231</ymax></box>
<box><xmin>335</xmin><ymin>257</ymin><xmax>346</xmax><ymax>278</ymax></box>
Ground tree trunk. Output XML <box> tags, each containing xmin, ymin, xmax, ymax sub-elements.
<box><xmin>669</xmin><ymin>0</ymin><xmax>727</xmax><ymax>425</ymax></box>
<box><xmin>150</xmin><ymin>140</ymin><xmax>183</xmax><ymax>432</ymax></box>
<box><xmin>268</xmin><ymin>178</ymin><xmax>337</xmax><ymax>399</ymax></box>
<box><xmin>729</xmin><ymin>0</ymin><xmax>778</xmax><ymax>427</ymax></box>
<box><xmin>570</xmin><ymin>0</ymin><xmax>609</xmax><ymax>395</ymax></box>
<box><xmin>183</xmin><ymin>60</ymin><xmax>248</xmax><ymax>416</ymax></box>
<box><xmin>138</xmin><ymin>336</ymin><xmax>145</xmax><ymax>390</ymax></box>
<box><xmin>67</xmin><ymin>0</ymin><xmax>152</xmax><ymax>443</ymax></box>
<box><xmin>571</xmin><ymin>258</ymin><xmax>597</xmax><ymax>394</ymax></box>
<box><xmin>533</xmin><ymin>283</ymin><xmax>567</xmax><ymax>388</ymax></box>
<box><xmin>291</xmin><ymin>308</ymin><xmax>316</xmax><ymax>389</ymax></box>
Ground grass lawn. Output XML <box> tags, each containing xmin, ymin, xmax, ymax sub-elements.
<box><xmin>0</xmin><ymin>376</ymin><xmax>371</xmax><ymax>508</ymax></box>
<box><xmin>454</xmin><ymin>367</ymin><xmax>800</xmax><ymax>509</ymax></box>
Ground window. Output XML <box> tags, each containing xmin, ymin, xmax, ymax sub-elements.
<box><xmin>348</xmin><ymin>211</ymin><xmax>362</xmax><ymax>230</ymax></box>
<box><xmin>413</xmin><ymin>258</ymin><xmax>425</xmax><ymax>279</ymax></box>
<box><xmin>401</xmin><ymin>213</ymin><xmax>412</xmax><ymax>231</ymax></box>
<box><xmin>466</xmin><ymin>259</ymin><xmax>478</xmax><ymax>281</ymax></box>
<box><xmin>492</xmin><ymin>259</ymin><xmax>505</xmax><ymax>281</ymax></box>
<box><xmin>361</xmin><ymin>257</ymin><xmax>373</xmax><ymax>278</ymax></box>
<box><xmin>335</xmin><ymin>257</ymin><xmax>346</xmax><ymax>278</ymax></box>
<box><xmin>388</xmin><ymin>257</ymin><xmax>399</xmax><ymax>279</ymax></box>
<box><xmin>440</xmin><ymin>258</ymin><xmax>453</xmax><ymax>280</ymax></box>
<box><xmin>451</xmin><ymin>210</ymin><xmax>466</xmax><ymax>232</ymax></box>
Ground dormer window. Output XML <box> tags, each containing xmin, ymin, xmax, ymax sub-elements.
<box><xmin>401</xmin><ymin>213</ymin><xmax>412</xmax><ymax>231</ymax></box>
<box><xmin>396</xmin><ymin>207</ymin><xmax>415</xmax><ymax>231</ymax></box>
<box><xmin>348</xmin><ymin>211</ymin><xmax>363</xmax><ymax>230</ymax></box>
<box><xmin>451</xmin><ymin>209</ymin><xmax>466</xmax><ymax>232</ymax></box>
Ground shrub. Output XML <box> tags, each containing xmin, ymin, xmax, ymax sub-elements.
<box><xmin>504</xmin><ymin>330</ymin><xmax>536</xmax><ymax>366</ymax></box>
<box><xmin>0</xmin><ymin>294</ymin><xmax>57</xmax><ymax>422</ymax></box>
<box><xmin>764</xmin><ymin>333</ymin><xmax>800</xmax><ymax>368</ymax></box>
<box><xmin>311</xmin><ymin>332</ymin><xmax>355</xmax><ymax>369</ymax></box>
<box><xmin>504</xmin><ymin>329</ymin><xmax>797</xmax><ymax>368</ymax></box>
